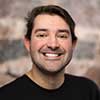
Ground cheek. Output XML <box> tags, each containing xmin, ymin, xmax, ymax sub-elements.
<box><xmin>31</xmin><ymin>40</ymin><xmax>45</xmax><ymax>51</ymax></box>
<box><xmin>60</xmin><ymin>40</ymin><xmax>73</xmax><ymax>50</ymax></box>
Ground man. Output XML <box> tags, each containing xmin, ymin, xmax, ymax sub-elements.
<box><xmin>0</xmin><ymin>5</ymin><xmax>100</xmax><ymax>100</ymax></box>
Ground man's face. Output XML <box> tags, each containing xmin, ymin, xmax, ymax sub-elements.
<box><xmin>25</xmin><ymin>14</ymin><xmax>76</xmax><ymax>74</ymax></box>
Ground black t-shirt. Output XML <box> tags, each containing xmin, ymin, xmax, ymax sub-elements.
<box><xmin>0</xmin><ymin>74</ymin><xmax>100</xmax><ymax>100</ymax></box>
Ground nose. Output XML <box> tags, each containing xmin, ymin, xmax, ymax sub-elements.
<box><xmin>47</xmin><ymin>35</ymin><xmax>60</xmax><ymax>50</ymax></box>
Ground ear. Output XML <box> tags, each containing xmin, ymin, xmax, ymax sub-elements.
<box><xmin>24</xmin><ymin>37</ymin><xmax>30</xmax><ymax>52</ymax></box>
<box><xmin>72</xmin><ymin>39</ymin><xmax>77</xmax><ymax>50</ymax></box>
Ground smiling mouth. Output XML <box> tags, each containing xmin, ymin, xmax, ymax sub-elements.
<box><xmin>42</xmin><ymin>53</ymin><xmax>63</xmax><ymax>58</ymax></box>
<box><xmin>40</xmin><ymin>49</ymin><xmax>64</xmax><ymax>60</ymax></box>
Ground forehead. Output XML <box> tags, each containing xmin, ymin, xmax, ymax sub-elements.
<box><xmin>33</xmin><ymin>14</ymin><xmax>70</xmax><ymax>28</ymax></box>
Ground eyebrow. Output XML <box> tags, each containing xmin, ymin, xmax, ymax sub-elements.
<box><xmin>34</xmin><ymin>28</ymin><xmax>70</xmax><ymax>34</ymax></box>
<box><xmin>58</xmin><ymin>29</ymin><xmax>70</xmax><ymax>34</ymax></box>
<box><xmin>34</xmin><ymin>29</ymin><xmax>48</xmax><ymax>33</ymax></box>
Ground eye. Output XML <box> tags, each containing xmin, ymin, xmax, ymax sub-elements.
<box><xmin>36</xmin><ymin>33</ymin><xmax>48</xmax><ymax>38</ymax></box>
<box><xmin>57</xmin><ymin>33</ymin><xmax>69</xmax><ymax>39</ymax></box>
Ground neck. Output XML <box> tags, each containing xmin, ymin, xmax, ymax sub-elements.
<box><xmin>26</xmin><ymin>65</ymin><xmax>65</xmax><ymax>90</ymax></box>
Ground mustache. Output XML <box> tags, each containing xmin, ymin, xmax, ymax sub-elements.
<box><xmin>39</xmin><ymin>47</ymin><xmax>65</xmax><ymax>54</ymax></box>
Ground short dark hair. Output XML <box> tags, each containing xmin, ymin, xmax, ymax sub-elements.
<box><xmin>25</xmin><ymin>5</ymin><xmax>77</xmax><ymax>42</ymax></box>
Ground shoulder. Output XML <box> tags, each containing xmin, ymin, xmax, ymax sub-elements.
<box><xmin>64</xmin><ymin>74</ymin><xmax>100</xmax><ymax>91</ymax></box>
<box><xmin>63</xmin><ymin>74</ymin><xmax>100</xmax><ymax>100</ymax></box>
<box><xmin>0</xmin><ymin>75</ymin><xmax>27</xmax><ymax>95</ymax></box>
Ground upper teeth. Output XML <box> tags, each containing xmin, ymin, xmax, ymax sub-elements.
<box><xmin>45</xmin><ymin>53</ymin><xmax>58</xmax><ymax>57</ymax></box>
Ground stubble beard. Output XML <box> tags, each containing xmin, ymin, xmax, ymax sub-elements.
<box><xmin>30</xmin><ymin>49</ymin><xmax>73</xmax><ymax>76</ymax></box>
